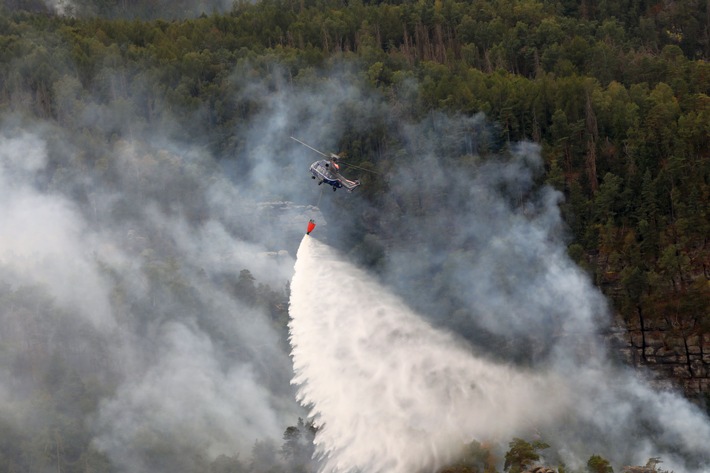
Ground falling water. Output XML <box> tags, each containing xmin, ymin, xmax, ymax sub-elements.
<box><xmin>288</xmin><ymin>236</ymin><xmax>568</xmax><ymax>473</ymax></box>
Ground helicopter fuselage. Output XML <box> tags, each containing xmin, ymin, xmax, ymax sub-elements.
<box><xmin>309</xmin><ymin>159</ymin><xmax>360</xmax><ymax>192</ymax></box>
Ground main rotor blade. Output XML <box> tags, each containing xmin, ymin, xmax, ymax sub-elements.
<box><xmin>339</xmin><ymin>161</ymin><xmax>379</xmax><ymax>174</ymax></box>
<box><xmin>290</xmin><ymin>137</ymin><xmax>377</xmax><ymax>174</ymax></box>
<box><xmin>290</xmin><ymin>136</ymin><xmax>329</xmax><ymax>158</ymax></box>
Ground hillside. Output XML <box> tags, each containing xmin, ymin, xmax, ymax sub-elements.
<box><xmin>0</xmin><ymin>0</ymin><xmax>709</xmax><ymax>471</ymax></box>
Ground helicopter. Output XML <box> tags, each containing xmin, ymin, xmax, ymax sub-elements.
<box><xmin>290</xmin><ymin>136</ymin><xmax>372</xmax><ymax>192</ymax></box>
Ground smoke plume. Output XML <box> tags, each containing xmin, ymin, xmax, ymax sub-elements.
<box><xmin>0</xmin><ymin>122</ymin><xmax>303</xmax><ymax>472</ymax></box>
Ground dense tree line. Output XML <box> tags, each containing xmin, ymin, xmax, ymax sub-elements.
<box><xmin>0</xmin><ymin>0</ymin><xmax>709</xmax><ymax>471</ymax></box>
<box><xmin>0</xmin><ymin>0</ymin><xmax>707</xmax><ymax>338</ymax></box>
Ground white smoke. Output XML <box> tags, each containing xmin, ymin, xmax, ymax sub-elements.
<box><xmin>0</xmin><ymin>132</ymin><xmax>116</xmax><ymax>329</ymax></box>
<box><xmin>371</xmin><ymin>130</ymin><xmax>710</xmax><ymax>471</ymax></box>
<box><xmin>93</xmin><ymin>321</ymin><xmax>287</xmax><ymax>464</ymax></box>
<box><xmin>43</xmin><ymin>0</ymin><xmax>73</xmax><ymax>15</ymax></box>
<box><xmin>0</xmin><ymin>127</ymin><xmax>303</xmax><ymax>471</ymax></box>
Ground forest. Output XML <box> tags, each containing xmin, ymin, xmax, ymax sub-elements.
<box><xmin>0</xmin><ymin>0</ymin><xmax>709</xmax><ymax>471</ymax></box>
<box><xmin>1</xmin><ymin>0</ymin><xmax>707</xmax><ymax>336</ymax></box>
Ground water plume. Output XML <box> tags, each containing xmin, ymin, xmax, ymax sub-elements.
<box><xmin>289</xmin><ymin>236</ymin><xmax>569</xmax><ymax>473</ymax></box>
<box><xmin>289</xmin><ymin>226</ymin><xmax>710</xmax><ymax>472</ymax></box>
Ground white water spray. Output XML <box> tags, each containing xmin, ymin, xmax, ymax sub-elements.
<box><xmin>289</xmin><ymin>234</ymin><xmax>710</xmax><ymax>473</ymax></box>
<box><xmin>288</xmin><ymin>236</ymin><xmax>570</xmax><ymax>473</ymax></box>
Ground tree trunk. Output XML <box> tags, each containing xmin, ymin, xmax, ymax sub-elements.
<box><xmin>585</xmin><ymin>91</ymin><xmax>599</xmax><ymax>192</ymax></box>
